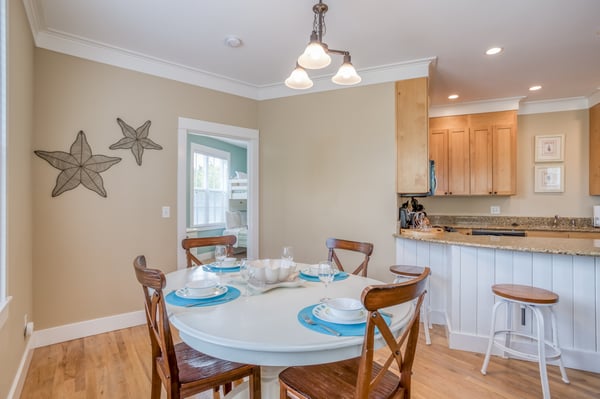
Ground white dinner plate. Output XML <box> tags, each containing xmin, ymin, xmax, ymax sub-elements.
<box><xmin>300</xmin><ymin>267</ymin><xmax>341</xmax><ymax>277</ymax></box>
<box><xmin>312</xmin><ymin>303</ymin><xmax>366</xmax><ymax>325</ymax></box>
<box><xmin>208</xmin><ymin>262</ymin><xmax>239</xmax><ymax>269</ymax></box>
<box><xmin>175</xmin><ymin>285</ymin><xmax>228</xmax><ymax>300</ymax></box>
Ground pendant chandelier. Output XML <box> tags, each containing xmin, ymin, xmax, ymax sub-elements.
<box><xmin>285</xmin><ymin>0</ymin><xmax>361</xmax><ymax>90</ymax></box>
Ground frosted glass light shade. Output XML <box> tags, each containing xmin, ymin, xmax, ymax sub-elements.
<box><xmin>285</xmin><ymin>66</ymin><xmax>314</xmax><ymax>89</ymax></box>
<box><xmin>298</xmin><ymin>42</ymin><xmax>331</xmax><ymax>69</ymax></box>
<box><xmin>331</xmin><ymin>61</ymin><xmax>361</xmax><ymax>85</ymax></box>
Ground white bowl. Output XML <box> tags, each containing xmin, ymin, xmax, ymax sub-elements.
<box><xmin>185</xmin><ymin>278</ymin><xmax>219</xmax><ymax>296</ymax></box>
<box><xmin>326</xmin><ymin>298</ymin><xmax>364</xmax><ymax>320</ymax></box>
<box><xmin>220</xmin><ymin>257</ymin><xmax>238</xmax><ymax>267</ymax></box>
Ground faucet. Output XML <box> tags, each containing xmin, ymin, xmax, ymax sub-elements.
<box><xmin>570</xmin><ymin>218</ymin><xmax>576</xmax><ymax>228</ymax></box>
<box><xmin>553</xmin><ymin>215</ymin><xmax>559</xmax><ymax>227</ymax></box>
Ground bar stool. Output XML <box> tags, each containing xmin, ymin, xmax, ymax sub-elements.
<box><xmin>389</xmin><ymin>265</ymin><xmax>432</xmax><ymax>345</ymax></box>
<box><xmin>481</xmin><ymin>284</ymin><xmax>570</xmax><ymax>399</ymax></box>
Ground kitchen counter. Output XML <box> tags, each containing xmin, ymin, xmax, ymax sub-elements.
<box><xmin>427</xmin><ymin>214</ymin><xmax>600</xmax><ymax>233</ymax></box>
<box><xmin>394</xmin><ymin>231</ymin><xmax>600</xmax><ymax>256</ymax></box>
<box><xmin>395</xmin><ymin>233</ymin><xmax>600</xmax><ymax>373</ymax></box>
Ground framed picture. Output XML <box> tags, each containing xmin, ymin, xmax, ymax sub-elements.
<box><xmin>534</xmin><ymin>134</ymin><xmax>564</xmax><ymax>162</ymax></box>
<box><xmin>534</xmin><ymin>164</ymin><xmax>564</xmax><ymax>192</ymax></box>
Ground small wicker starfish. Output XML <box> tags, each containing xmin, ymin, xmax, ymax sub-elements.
<box><xmin>110</xmin><ymin>118</ymin><xmax>163</xmax><ymax>165</ymax></box>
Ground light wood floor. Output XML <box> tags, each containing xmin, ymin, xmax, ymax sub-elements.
<box><xmin>21</xmin><ymin>323</ymin><xmax>600</xmax><ymax>398</ymax></box>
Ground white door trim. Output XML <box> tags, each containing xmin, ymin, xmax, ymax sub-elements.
<box><xmin>177</xmin><ymin>117</ymin><xmax>259</xmax><ymax>268</ymax></box>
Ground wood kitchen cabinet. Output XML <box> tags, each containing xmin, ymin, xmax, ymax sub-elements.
<box><xmin>429</xmin><ymin>110</ymin><xmax>517</xmax><ymax>196</ymax></box>
<box><xmin>430</xmin><ymin>115</ymin><xmax>469</xmax><ymax>195</ymax></box>
<box><xmin>590</xmin><ymin>102</ymin><xmax>600</xmax><ymax>195</ymax></box>
<box><xmin>396</xmin><ymin>77</ymin><xmax>430</xmax><ymax>194</ymax></box>
<box><xmin>469</xmin><ymin>111</ymin><xmax>517</xmax><ymax>195</ymax></box>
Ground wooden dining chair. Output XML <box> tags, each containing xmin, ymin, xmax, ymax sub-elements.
<box><xmin>279</xmin><ymin>267</ymin><xmax>429</xmax><ymax>399</ymax></box>
<box><xmin>326</xmin><ymin>237</ymin><xmax>374</xmax><ymax>277</ymax></box>
<box><xmin>132</xmin><ymin>255</ymin><xmax>261</xmax><ymax>399</ymax></box>
<box><xmin>181</xmin><ymin>235</ymin><xmax>237</xmax><ymax>268</ymax></box>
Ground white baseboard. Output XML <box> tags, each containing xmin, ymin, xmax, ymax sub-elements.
<box><xmin>32</xmin><ymin>310</ymin><xmax>146</xmax><ymax>348</ymax></box>
<box><xmin>6</xmin><ymin>335</ymin><xmax>34</xmax><ymax>399</ymax></box>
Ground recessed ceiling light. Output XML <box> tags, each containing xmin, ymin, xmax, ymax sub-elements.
<box><xmin>224</xmin><ymin>36</ymin><xmax>243</xmax><ymax>48</ymax></box>
<box><xmin>485</xmin><ymin>47</ymin><xmax>503</xmax><ymax>55</ymax></box>
<box><xmin>448</xmin><ymin>94</ymin><xmax>459</xmax><ymax>100</ymax></box>
<box><xmin>529</xmin><ymin>85</ymin><xmax>542</xmax><ymax>91</ymax></box>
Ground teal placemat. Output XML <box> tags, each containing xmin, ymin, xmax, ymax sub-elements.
<box><xmin>299</xmin><ymin>271</ymin><xmax>349</xmax><ymax>282</ymax></box>
<box><xmin>166</xmin><ymin>286</ymin><xmax>240</xmax><ymax>307</ymax></box>
<box><xmin>297</xmin><ymin>304</ymin><xmax>391</xmax><ymax>336</ymax></box>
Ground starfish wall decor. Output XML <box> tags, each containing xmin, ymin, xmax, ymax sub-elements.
<box><xmin>35</xmin><ymin>131</ymin><xmax>122</xmax><ymax>197</ymax></box>
<box><xmin>110</xmin><ymin>118</ymin><xmax>163</xmax><ymax>165</ymax></box>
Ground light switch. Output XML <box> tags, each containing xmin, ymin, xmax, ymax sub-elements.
<box><xmin>162</xmin><ymin>206</ymin><xmax>170</xmax><ymax>218</ymax></box>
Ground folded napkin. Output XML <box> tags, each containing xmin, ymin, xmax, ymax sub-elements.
<box><xmin>202</xmin><ymin>263</ymin><xmax>241</xmax><ymax>273</ymax></box>
<box><xmin>297</xmin><ymin>304</ymin><xmax>391</xmax><ymax>336</ymax></box>
<box><xmin>166</xmin><ymin>286</ymin><xmax>240</xmax><ymax>307</ymax></box>
<box><xmin>298</xmin><ymin>271</ymin><xmax>349</xmax><ymax>282</ymax></box>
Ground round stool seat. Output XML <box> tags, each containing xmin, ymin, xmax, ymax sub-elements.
<box><xmin>389</xmin><ymin>265</ymin><xmax>431</xmax><ymax>277</ymax></box>
<box><xmin>492</xmin><ymin>284</ymin><xmax>558</xmax><ymax>304</ymax></box>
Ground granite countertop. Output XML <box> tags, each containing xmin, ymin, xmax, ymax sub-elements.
<box><xmin>394</xmin><ymin>231</ymin><xmax>600</xmax><ymax>257</ymax></box>
<box><xmin>427</xmin><ymin>215</ymin><xmax>600</xmax><ymax>233</ymax></box>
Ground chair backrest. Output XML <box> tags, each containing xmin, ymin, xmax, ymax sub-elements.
<box><xmin>133</xmin><ymin>255</ymin><xmax>181</xmax><ymax>390</ymax></box>
<box><xmin>356</xmin><ymin>267</ymin><xmax>429</xmax><ymax>399</ymax></box>
<box><xmin>181</xmin><ymin>235</ymin><xmax>237</xmax><ymax>268</ymax></box>
<box><xmin>326</xmin><ymin>237</ymin><xmax>374</xmax><ymax>277</ymax></box>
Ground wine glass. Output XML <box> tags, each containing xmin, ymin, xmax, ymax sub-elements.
<box><xmin>239</xmin><ymin>258</ymin><xmax>251</xmax><ymax>296</ymax></box>
<box><xmin>214</xmin><ymin>245</ymin><xmax>227</xmax><ymax>283</ymax></box>
<box><xmin>318</xmin><ymin>260</ymin><xmax>336</xmax><ymax>303</ymax></box>
<box><xmin>282</xmin><ymin>246</ymin><xmax>294</xmax><ymax>267</ymax></box>
<box><xmin>214</xmin><ymin>245</ymin><xmax>227</xmax><ymax>266</ymax></box>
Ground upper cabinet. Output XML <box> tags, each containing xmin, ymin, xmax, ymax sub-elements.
<box><xmin>429</xmin><ymin>110</ymin><xmax>517</xmax><ymax>196</ymax></box>
<box><xmin>590</xmin><ymin>103</ymin><xmax>600</xmax><ymax>195</ymax></box>
<box><xmin>396</xmin><ymin>78</ymin><xmax>430</xmax><ymax>194</ymax></box>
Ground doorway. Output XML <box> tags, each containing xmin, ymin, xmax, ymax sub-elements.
<box><xmin>177</xmin><ymin>117</ymin><xmax>259</xmax><ymax>268</ymax></box>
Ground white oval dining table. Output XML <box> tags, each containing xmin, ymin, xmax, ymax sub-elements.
<box><xmin>165</xmin><ymin>265</ymin><xmax>413</xmax><ymax>399</ymax></box>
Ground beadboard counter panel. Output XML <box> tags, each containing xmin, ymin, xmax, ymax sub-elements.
<box><xmin>396</xmin><ymin>236</ymin><xmax>600</xmax><ymax>373</ymax></box>
<box><xmin>394</xmin><ymin>231</ymin><xmax>600</xmax><ymax>256</ymax></box>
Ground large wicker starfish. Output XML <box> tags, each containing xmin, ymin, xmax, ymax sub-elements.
<box><xmin>110</xmin><ymin>118</ymin><xmax>163</xmax><ymax>165</ymax></box>
<box><xmin>35</xmin><ymin>131</ymin><xmax>122</xmax><ymax>197</ymax></box>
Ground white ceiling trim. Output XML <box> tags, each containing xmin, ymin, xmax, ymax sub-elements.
<box><xmin>23</xmin><ymin>1</ymin><xmax>434</xmax><ymax>102</ymax></box>
<box><xmin>429</xmin><ymin>97</ymin><xmax>524</xmax><ymax>118</ymax></box>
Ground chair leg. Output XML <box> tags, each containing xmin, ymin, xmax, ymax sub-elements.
<box><xmin>481</xmin><ymin>300</ymin><xmax>502</xmax><ymax>375</ymax></box>
<box><xmin>422</xmin><ymin>295</ymin><xmax>431</xmax><ymax>345</ymax></box>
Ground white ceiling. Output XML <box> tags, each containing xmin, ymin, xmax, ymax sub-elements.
<box><xmin>24</xmin><ymin>0</ymin><xmax>600</xmax><ymax>108</ymax></box>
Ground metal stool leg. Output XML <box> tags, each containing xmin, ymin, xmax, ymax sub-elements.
<box><xmin>532</xmin><ymin>306</ymin><xmax>551</xmax><ymax>399</ymax></box>
<box><xmin>549</xmin><ymin>307</ymin><xmax>570</xmax><ymax>384</ymax></box>
<box><xmin>481</xmin><ymin>300</ymin><xmax>503</xmax><ymax>375</ymax></box>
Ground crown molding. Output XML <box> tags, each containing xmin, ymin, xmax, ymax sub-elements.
<box><xmin>589</xmin><ymin>90</ymin><xmax>600</xmax><ymax>108</ymax></box>
<box><xmin>429</xmin><ymin>97</ymin><xmax>524</xmax><ymax>117</ymax></box>
<box><xmin>23</xmin><ymin>0</ymin><xmax>433</xmax><ymax>101</ymax></box>
<box><xmin>258</xmin><ymin>58</ymin><xmax>435</xmax><ymax>100</ymax></box>
<box><xmin>518</xmin><ymin>97</ymin><xmax>590</xmax><ymax>115</ymax></box>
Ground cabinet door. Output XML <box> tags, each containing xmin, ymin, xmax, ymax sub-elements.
<box><xmin>492</xmin><ymin>124</ymin><xmax>516</xmax><ymax>195</ymax></box>
<box><xmin>470</xmin><ymin>126</ymin><xmax>493</xmax><ymax>195</ymax></box>
<box><xmin>396</xmin><ymin>78</ymin><xmax>429</xmax><ymax>194</ymax></box>
<box><xmin>590</xmin><ymin>103</ymin><xmax>600</xmax><ymax>195</ymax></box>
<box><xmin>430</xmin><ymin>128</ymin><xmax>448</xmax><ymax>195</ymax></box>
<box><xmin>448</xmin><ymin>127</ymin><xmax>470</xmax><ymax>195</ymax></box>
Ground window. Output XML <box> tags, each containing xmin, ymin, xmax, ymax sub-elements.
<box><xmin>190</xmin><ymin>144</ymin><xmax>230</xmax><ymax>227</ymax></box>
<box><xmin>0</xmin><ymin>0</ymin><xmax>9</xmax><ymax>327</ymax></box>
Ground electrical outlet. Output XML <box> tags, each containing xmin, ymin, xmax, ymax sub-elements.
<box><xmin>490</xmin><ymin>206</ymin><xmax>501</xmax><ymax>215</ymax></box>
<box><xmin>162</xmin><ymin>206</ymin><xmax>170</xmax><ymax>218</ymax></box>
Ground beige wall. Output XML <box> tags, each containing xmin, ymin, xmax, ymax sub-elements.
<box><xmin>258</xmin><ymin>84</ymin><xmax>398</xmax><ymax>282</ymax></box>
<box><xmin>421</xmin><ymin>109</ymin><xmax>599</xmax><ymax>217</ymax></box>
<box><xmin>32</xmin><ymin>50</ymin><xmax>258</xmax><ymax>329</ymax></box>
<box><xmin>0</xmin><ymin>0</ymin><xmax>35</xmax><ymax>397</ymax></box>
